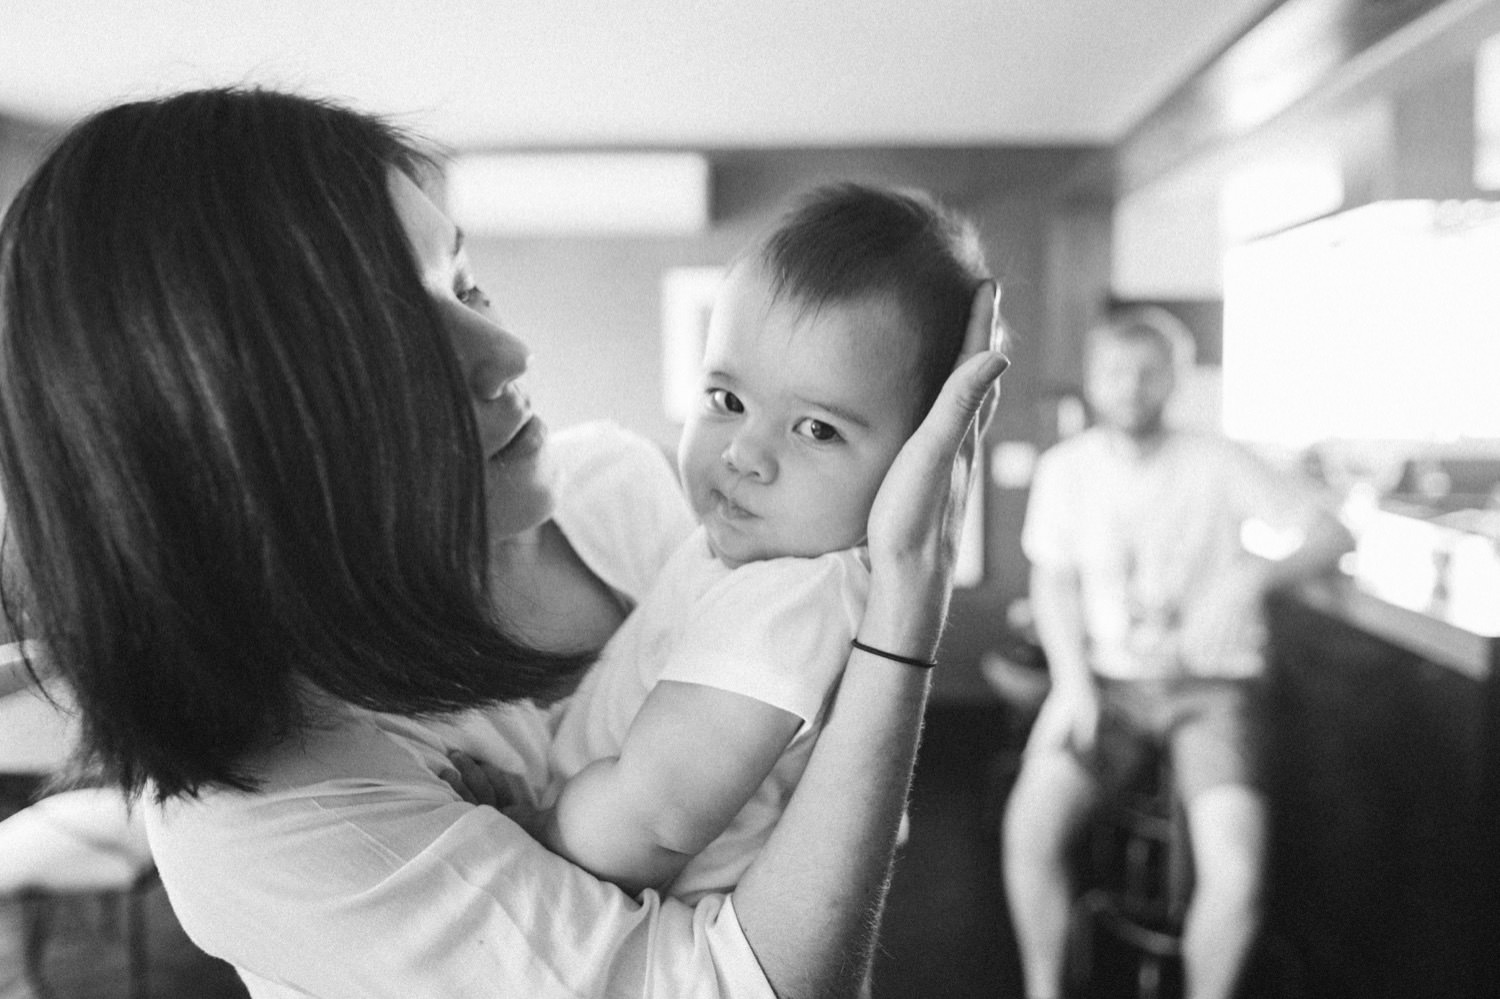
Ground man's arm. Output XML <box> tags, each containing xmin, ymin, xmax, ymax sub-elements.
<box><xmin>1030</xmin><ymin>563</ymin><xmax>1091</xmax><ymax>695</ymax></box>
<box><xmin>1254</xmin><ymin>507</ymin><xmax>1355</xmax><ymax>590</ymax></box>
<box><xmin>1179</xmin><ymin>506</ymin><xmax>1354</xmax><ymax>670</ymax></box>
<box><xmin>1027</xmin><ymin>563</ymin><xmax>1101</xmax><ymax>753</ymax></box>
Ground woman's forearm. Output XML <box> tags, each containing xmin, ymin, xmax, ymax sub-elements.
<box><xmin>733</xmin><ymin>581</ymin><xmax>935</xmax><ymax>999</ymax></box>
<box><xmin>732</xmin><ymin>324</ymin><xmax>1006</xmax><ymax>996</ymax></box>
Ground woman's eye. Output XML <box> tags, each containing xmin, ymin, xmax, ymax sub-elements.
<box><xmin>795</xmin><ymin>418</ymin><xmax>841</xmax><ymax>443</ymax></box>
<box><xmin>456</xmin><ymin>281</ymin><xmax>491</xmax><ymax>309</ymax></box>
<box><xmin>707</xmin><ymin>389</ymin><xmax>744</xmax><ymax>414</ymax></box>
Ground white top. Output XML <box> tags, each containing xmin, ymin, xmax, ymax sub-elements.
<box><xmin>549</xmin><ymin>527</ymin><xmax>870</xmax><ymax>901</ymax></box>
<box><xmin>147</xmin><ymin>423</ymin><xmax>775</xmax><ymax>999</ymax></box>
<box><xmin>1021</xmin><ymin>427</ymin><xmax>1325</xmax><ymax>679</ymax></box>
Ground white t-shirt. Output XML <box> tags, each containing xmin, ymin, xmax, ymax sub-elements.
<box><xmin>549</xmin><ymin>526</ymin><xmax>870</xmax><ymax>902</ymax></box>
<box><xmin>146</xmin><ymin>423</ymin><xmax>773</xmax><ymax>999</ymax></box>
<box><xmin>1021</xmin><ymin>427</ymin><xmax>1326</xmax><ymax>679</ymax></box>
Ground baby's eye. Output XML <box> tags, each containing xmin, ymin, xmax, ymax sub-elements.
<box><xmin>707</xmin><ymin>388</ymin><xmax>744</xmax><ymax>414</ymax></box>
<box><xmin>794</xmin><ymin>418</ymin><xmax>842</xmax><ymax>443</ymax></box>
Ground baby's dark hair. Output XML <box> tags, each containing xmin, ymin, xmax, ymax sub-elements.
<box><xmin>754</xmin><ymin>182</ymin><xmax>990</xmax><ymax>423</ymax></box>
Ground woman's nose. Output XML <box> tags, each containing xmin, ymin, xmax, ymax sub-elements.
<box><xmin>457</xmin><ymin>312</ymin><xmax>531</xmax><ymax>402</ymax></box>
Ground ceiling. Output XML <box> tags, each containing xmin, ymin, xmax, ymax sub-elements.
<box><xmin>0</xmin><ymin>0</ymin><xmax>1279</xmax><ymax>150</ymax></box>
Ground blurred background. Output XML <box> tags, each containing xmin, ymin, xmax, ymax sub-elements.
<box><xmin>4</xmin><ymin>1</ymin><xmax>1500</xmax><ymax>996</ymax></box>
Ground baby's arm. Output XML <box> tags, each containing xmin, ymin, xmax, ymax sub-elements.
<box><xmin>539</xmin><ymin>679</ymin><xmax>800</xmax><ymax>894</ymax></box>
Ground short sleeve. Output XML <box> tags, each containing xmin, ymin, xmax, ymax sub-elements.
<box><xmin>1021</xmin><ymin>446</ymin><xmax>1075</xmax><ymax>570</ymax></box>
<box><xmin>659</xmin><ymin>553</ymin><xmax>867</xmax><ymax>727</ymax></box>
<box><xmin>146</xmin><ymin>712</ymin><xmax>777</xmax><ymax>999</ymax></box>
<box><xmin>550</xmin><ymin>421</ymin><xmax>696</xmax><ymax>602</ymax></box>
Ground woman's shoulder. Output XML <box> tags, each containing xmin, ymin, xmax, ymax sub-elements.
<box><xmin>147</xmin><ymin>707</ymin><xmax>457</xmax><ymax>857</ymax></box>
<box><xmin>142</xmin><ymin>708</ymin><xmax>666</xmax><ymax>996</ymax></box>
<box><xmin>550</xmin><ymin>420</ymin><xmax>676</xmax><ymax>490</ymax></box>
<box><xmin>550</xmin><ymin>421</ymin><xmax>696</xmax><ymax>600</ymax></box>
<box><xmin>145</xmin><ymin>709</ymin><xmax>535</xmax><ymax>939</ymax></box>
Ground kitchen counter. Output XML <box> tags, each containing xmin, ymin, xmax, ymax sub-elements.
<box><xmin>1265</xmin><ymin>576</ymin><xmax>1497</xmax><ymax>999</ymax></box>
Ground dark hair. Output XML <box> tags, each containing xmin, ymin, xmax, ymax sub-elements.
<box><xmin>755</xmin><ymin>182</ymin><xmax>990</xmax><ymax>422</ymax></box>
<box><xmin>0</xmin><ymin>88</ymin><xmax>589</xmax><ymax>800</ymax></box>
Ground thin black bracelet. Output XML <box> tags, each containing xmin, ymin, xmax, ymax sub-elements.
<box><xmin>850</xmin><ymin>638</ymin><xmax>938</xmax><ymax>670</ymax></box>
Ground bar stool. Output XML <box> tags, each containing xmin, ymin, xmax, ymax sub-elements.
<box><xmin>1067</xmin><ymin>746</ymin><xmax>1192</xmax><ymax>999</ymax></box>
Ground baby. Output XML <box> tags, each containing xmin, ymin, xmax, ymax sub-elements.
<box><xmin>537</xmin><ymin>182</ymin><xmax>992</xmax><ymax>901</ymax></box>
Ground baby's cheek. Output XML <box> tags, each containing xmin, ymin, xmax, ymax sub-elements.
<box><xmin>679</xmin><ymin>458</ymin><xmax>712</xmax><ymax>513</ymax></box>
<box><xmin>815</xmin><ymin>492</ymin><xmax>877</xmax><ymax>551</ymax></box>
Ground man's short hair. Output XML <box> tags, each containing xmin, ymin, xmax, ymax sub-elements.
<box><xmin>1085</xmin><ymin>305</ymin><xmax>1196</xmax><ymax>373</ymax></box>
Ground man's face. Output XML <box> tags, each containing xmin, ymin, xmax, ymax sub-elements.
<box><xmin>1085</xmin><ymin>335</ymin><xmax>1176</xmax><ymax>438</ymax></box>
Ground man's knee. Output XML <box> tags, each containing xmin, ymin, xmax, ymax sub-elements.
<box><xmin>1002</xmin><ymin>752</ymin><xmax>1097</xmax><ymax>866</ymax></box>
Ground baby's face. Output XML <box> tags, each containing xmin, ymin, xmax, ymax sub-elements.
<box><xmin>678</xmin><ymin>263</ymin><xmax>919</xmax><ymax>568</ymax></box>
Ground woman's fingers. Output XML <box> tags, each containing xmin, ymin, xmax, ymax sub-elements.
<box><xmin>960</xmin><ymin>281</ymin><xmax>1001</xmax><ymax>358</ymax></box>
<box><xmin>957</xmin><ymin>282</ymin><xmax>1004</xmax><ymax>436</ymax></box>
<box><xmin>915</xmin><ymin>350</ymin><xmax>1009</xmax><ymax>457</ymax></box>
<box><xmin>865</xmin><ymin>286</ymin><xmax>1008</xmax><ymax>572</ymax></box>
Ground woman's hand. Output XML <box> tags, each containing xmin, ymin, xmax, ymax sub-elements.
<box><xmin>864</xmin><ymin>283</ymin><xmax>1008</xmax><ymax>654</ymax></box>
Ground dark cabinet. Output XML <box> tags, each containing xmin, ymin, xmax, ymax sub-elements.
<box><xmin>1265</xmin><ymin>582</ymin><xmax>1497</xmax><ymax>998</ymax></box>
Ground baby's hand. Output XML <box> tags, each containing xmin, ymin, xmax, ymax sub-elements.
<box><xmin>441</xmin><ymin>750</ymin><xmax>517</xmax><ymax>811</ymax></box>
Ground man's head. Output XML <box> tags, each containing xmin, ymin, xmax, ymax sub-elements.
<box><xmin>1083</xmin><ymin>306</ymin><xmax>1195</xmax><ymax>439</ymax></box>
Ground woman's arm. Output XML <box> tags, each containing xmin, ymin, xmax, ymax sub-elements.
<box><xmin>734</xmin><ymin>285</ymin><xmax>1007</xmax><ymax>998</ymax></box>
<box><xmin>540</xmin><ymin>681</ymin><xmax>799</xmax><ymax>893</ymax></box>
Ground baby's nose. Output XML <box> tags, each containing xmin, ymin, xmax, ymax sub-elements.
<box><xmin>722</xmin><ymin>433</ymin><xmax>775</xmax><ymax>481</ymax></box>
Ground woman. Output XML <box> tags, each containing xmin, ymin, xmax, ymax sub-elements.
<box><xmin>0</xmin><ymin>88</ymin><xmax>1006</xmax><ymax>998</ymax></box>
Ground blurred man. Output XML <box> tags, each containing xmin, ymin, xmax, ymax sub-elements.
<box><xmin>1002</xmin><ymin>307</ymin><xmax>1352</xmax><ymax>999</ymax></box>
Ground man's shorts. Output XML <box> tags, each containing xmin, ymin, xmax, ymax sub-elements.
<box><xmin>1072</xmin><ymin>676</ymin><xmax>1267</xmax><ymax>803</ymax></box>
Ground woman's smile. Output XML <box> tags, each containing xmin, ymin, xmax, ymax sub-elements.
<box><xmin>494</xmin><ymin>414</ymin><xmax>547</xmax><ymax>463</ymax></box>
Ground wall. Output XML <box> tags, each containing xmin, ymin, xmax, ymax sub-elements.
<box><xmin>464</xmin><ymin>145</ymin><xmax>1102</xmax><ymax>693</ymax></box>
<box><xmin>0</xmin><ymin>121</ymin><xmax>1101</xmax><ymax>693</ymax></box>
<box><xmin>0</xmin><ymin>113</ymin><xmax>54</xmax><ymax>213</ymax></box>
